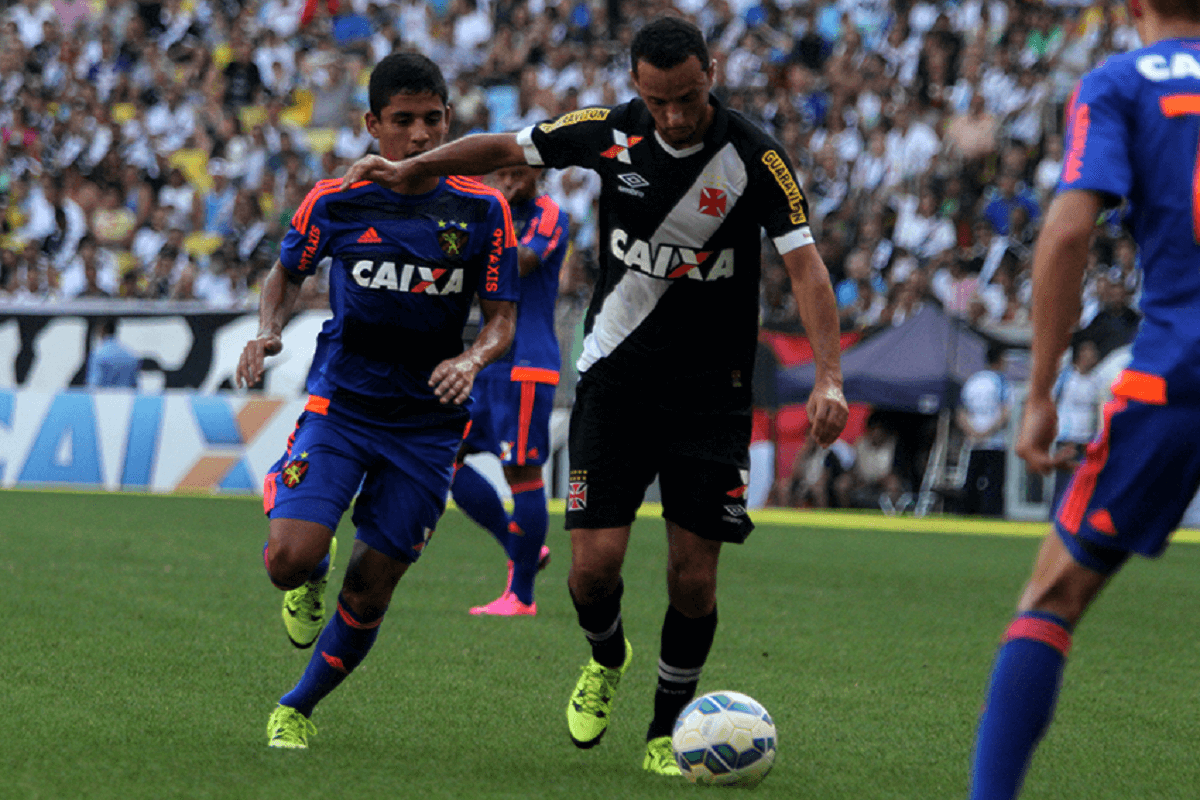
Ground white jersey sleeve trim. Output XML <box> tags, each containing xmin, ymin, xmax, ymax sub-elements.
<box><xmin>515</xmin><ymin>126</ymin><xmax>545</xmax><ymax>167</ymax></box>
<box><xmin>773</xmin><ymin>226</ymin><xmax>815</xmax><ymax>254</ymax></box>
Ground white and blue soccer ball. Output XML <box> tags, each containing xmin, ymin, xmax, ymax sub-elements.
<box><xmin>672</xmin><ymin>690</ymin><xmax>777</xmax><ymax>787</ymax></box>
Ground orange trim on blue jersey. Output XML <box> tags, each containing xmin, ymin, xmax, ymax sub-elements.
<box><xmin>1005</xmin><ymin>617</ymin><xmax>1072</xmax><ymax>657</ymax></box>
<box><xmin>516</xmin><ymin>380</ymin><xmax>536</xmax><ymax>466</ymax></box>
<box><xmin>1063</xmin><ymin>101</ymin><xmax>1089</xmax><ymax>184</ymax></box>
<box><xmin>1057</xmin><ymin>397</ymin><xmax>1127</xmax><ymax>534</ymax></box>
<box><xmin>336</xmin><ymin>602</ymin><xmax>383</xmax><ymax>630</ymax></box>
<box><xmin>535</xmin><ymin>195</ymin><xmax>559</xmax><ymax>237</ymax></box>
<box><xmin>263</xmin><ymin>471</ymin><xmax>279</xmax><ymax>513</ymax></box>
<box><xmin>447</xmin><ymin>176</ymin><xmax>518</xmax><ymax>247</ymax></box>
<box><xmin>462</xmin><ymin>419</ymin><xmax>472</xmax><ymax>440</ymax></box>
<box><xmin>1110</xmin><ymin>369</ymin><xmax>1167</xmax><ymax>405</ymax></box>
<box><xmin>510</xmin><ymin>366</ymin><xmax>560</xmax><ymax>384</ymax></box>
<box><xmin>509</xmin><ymin>478</ymin><xmax>544</xmax><ymax>494</ymax></box>
<box><xmin>291</xmin><ymin>178</ymin><xmax>341</xmax><ymax>234</ymax></box>
<box><xmin>1161</xmin><ymin>94</ymin><xmax>1200</xmax><ymax>116</ymax></box>
<box><xmin>305</xmin><ymin>394</ymin><xmax>330</xmax><ymax>415</ymax></box>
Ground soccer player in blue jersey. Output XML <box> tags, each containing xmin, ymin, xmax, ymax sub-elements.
<box><xmin>969</xmin><ymin>2</ymin><xmax>1200</xmax><ymax>797</ymax></box>
<box><xmin>234</xmin><ymin>52</ymin><xmax>519</xmax><ymax>749</ymax></box>
<box><xmin>452</xmin><ymin>164</ymin><xmax>569</xmax><ymax>616</ymax></box>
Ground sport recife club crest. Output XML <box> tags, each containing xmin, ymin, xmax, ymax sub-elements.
<box><xmin>437</xmin><ymin>220</ymin><xmax>469</xmax><ymax>256</ymax></box>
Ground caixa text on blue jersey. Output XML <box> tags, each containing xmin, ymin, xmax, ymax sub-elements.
<box><xmin>350</xmin><ymin>260</ymin><xmax>466</xmax><ymax>295</ymax></box>
<box><xmin>610</xmin><ymin>228</ymin><xmax>735</xmax><ymax>281</ymax></box>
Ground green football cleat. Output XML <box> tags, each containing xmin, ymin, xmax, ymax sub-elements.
<box><xmin>282</xmin><ymin>536</ymin><xmax>337</xmax><ymax>649</ymax></box>
<box><xmin>267</xmin><ymin>705</ymin><xmax>317</xmax><ymax>749</ymax></box>
<box><xmin>566</xmin><ymin>638</ymin><xmax>632</xmax><ymax>748</ymax></box>
<box><xmin>643</xmin><ymin>736</ymin><xmax>683</xmax><ymax>776</ymax></box>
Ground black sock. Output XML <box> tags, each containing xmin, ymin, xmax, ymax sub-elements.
<box><xmin>570</xmin><ymin>579</ymin><xmax>626</xmax><ymax>668</ymax></box>
<box><xmin>647</xmin><ymin>603</ymin><xmax>718</xmax><ymax>740</ymax></box>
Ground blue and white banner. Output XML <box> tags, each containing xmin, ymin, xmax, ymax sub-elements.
<box><xmin>0</xmin><ymin>389</ymin><xmax>306</xmax><ymax>494</ymax></box>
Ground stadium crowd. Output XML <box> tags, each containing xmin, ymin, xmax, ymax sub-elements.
<box><xmin>0</xmin><ymin>0</ymin><xmax>1144</xmax><ymax>332</ymax></box>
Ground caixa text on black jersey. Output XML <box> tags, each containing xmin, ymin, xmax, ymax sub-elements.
<box><xmin>609</xmin><ymin>228</ymin><xmax>735</xmax><ymax>282</ymax></box>
<box><xmin>350</xmin><ymin>260</ymin><xmax>466</xmax><ymax>295</ymax></box>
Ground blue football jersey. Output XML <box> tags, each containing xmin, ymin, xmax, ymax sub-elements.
<box><xmin>1060</xmin><ymin>39</ymin><xmax>1200</xmax><ymax>402</ymax></box>
<box><xmin>280</xmin><ymin>177</ymin><xmax>519</xmax><ymax>411</ymax></box>
<box><xmin>491</xmin><ymin>193</ymin><xmax>569</xmax><ymax>377</ymax></box>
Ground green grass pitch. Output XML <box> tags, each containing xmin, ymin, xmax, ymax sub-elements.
<box><xmin>4</xmin><ymin>490</ymin><xmax>1199</xmax><ymax>799</ymax></box>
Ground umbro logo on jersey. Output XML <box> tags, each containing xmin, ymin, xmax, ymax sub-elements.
<box><xmin>351</xmin><ymin>260</ymin><xmax>466</xmax><ymax>295</ymax></box>
<box><xmin>618</xmin><ymin>172</ymin><xmax>649</xmax><ymax>189</ymax></box>
<box><xmin>698</xmin><ymin>187</ymin><xmax>727</xmax><ymax>218</ymax></box>
<box><xmin>610</xmin><ymin>228</ymin><xmax>735</xmax><ymax>281</ymax></box>
<box><xmin>357</xmin><ymin>226</ymin><xmax>383</xmax><ymax>244</ymax></box>
<box><xmin>601</xmin><ymin>131</ymin><xmax>643</xmax><ymax>163</ymax></box>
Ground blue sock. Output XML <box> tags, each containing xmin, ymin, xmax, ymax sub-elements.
<box><xmin>508</xmin><ymin>479</ymin><xmax>548</xmax><ymax>605</ymax></box>
<box><xmin>970</xmin><ymin>611</ymin><xmax>1073</xmax><ymax>800</ymax></box>
<box><xmin>279</xmin><ymin>594</ymin><xmax>382</xmax><ymax>717</ymax></box>
<box><xmin>308</xmin><ymin>551</ymin><xmax>331</xmax><ymax>582</ymax></box>
<box><xmin>451</xmin><ymin>463</ymin><xmax>512</xmax><ymax>558</ymax></box>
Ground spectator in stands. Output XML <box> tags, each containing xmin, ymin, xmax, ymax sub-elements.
<box><xmin>198</xmin><ymin>159</ymin><xmax>238</xmax><ymax>238</ymax></box>
<box><xmin>957</xmin><ymin>344</ymin><xmax>1012</xmax><ymax>517</ymax></box>
<box><xmin>61</xmin><ymin>234</ymin><xmax>116</xmax><ymax>298</ymax></box>
<box><xmin>833</xmin><ymin>413</ymin><xmax>906</xmax><ymax>512</ymax></box>
<box><xmin>87</xmin><ymin>317</ymin><xmax>139</xmax><ymax>387</ymax></box>
<box><xmin>983</xmin><ymin>171</ymin><xmax>1040</xmax><ymax>235</ymax></box>
<box><xmin>1049</xmin><ymin>337</ymin><xmax>1102</xmax><ymax>516</ymax></box>
<box><xmin>91</xmin><ymin>185</ymin><xmax>137</xmax><ymax>251</ymax></box>
<box><xmin>223</xmin><ymin>36</ymin><xmax>264</xmax><ymax>109</ymax></box>
<box><xmin>1080</xmin><ymin>268</ymin><xmax>1142</xmax><ymax>359</ymax></box>
<box><xmin>836</xmin><ymin>247</ymin><xmax>887</xmax><ymax>328</ymax></box>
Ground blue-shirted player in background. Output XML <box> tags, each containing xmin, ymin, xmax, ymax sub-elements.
<box><xmin>452</xmin><ymin>164</ymin><xmax>569</xmax><ymax>617</ymax></box>
<box><xmin>234</xmin><ymin>52</ymin><xmax>518</xmax><ymax>750</ymax></box>
<box><xmin>969</xmin><ymin>2</ymin><xmax>1200</xmax><ymax>797</ymax></box>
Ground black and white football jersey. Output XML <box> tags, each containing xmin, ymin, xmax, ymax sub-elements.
<box><xmin>518</xmin><ymin>96</ymin><xmax>814</xmax><ymax>410</ymax></box>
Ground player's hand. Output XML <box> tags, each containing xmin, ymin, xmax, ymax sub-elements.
<box><xmin>429</xmin><ymin>354</ymin><xmax>478</xmax><ymax>405</ymax></box>
<box><xmin>340</xmin><ymin>154</ymin><xmax>410</xmax><ymax>191</ymax></box>
<box><xmin>236</xmin><ymin>334</ymin><xmax>283</xmax><ymax>389</ymax></box>
<box><xmin>807</xmin><ymin>381</ymin><xmax>849</xmax><ymax>448</ymax></box>
<box><xmin>1051</xmin><ymin>442</ymin><xmax>1079</xmax><ymax>470</ymax></box>
<box><xmin>1016</xmin><ymin>393</ymin><xmax>1058</xmax><ymax>475</ymax></box>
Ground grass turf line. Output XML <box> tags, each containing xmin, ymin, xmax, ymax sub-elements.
<box><xmin>3</xmin><ymin>490</ymin><xmax>1198</xmax><ymax>799</ymax></box>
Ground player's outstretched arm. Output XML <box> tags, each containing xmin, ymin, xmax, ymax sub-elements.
<box><xmin>429</xmin><ymin>299</ymin><xmax>517</xmax><ymax>405</ymax></box>
<box><xmin>1016</xmin><ymin>189</ymin><xmax>1102</xmax><ymax>474</ymax></box>
<box><xmin>340</xmin><ymin>134</ymin><xmax>528</xmax><ymax>192</ymax></box>
<box><xmin>783</xmin><ymin>244</ymin><xmax>849</xmax><ymax>447</ymax></box>
<box><xmin>235</xmin><ymin>260</ymin><xmax>306</xmax><ymax>389</ymax></box>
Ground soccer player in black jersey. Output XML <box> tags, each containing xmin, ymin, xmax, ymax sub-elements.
<box><xmin>342</xmin><ymin>17</ymin><xmax>848</xmax><ymax>775</ymax></box>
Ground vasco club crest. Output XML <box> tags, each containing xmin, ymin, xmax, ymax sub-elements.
<box><xmin>437</xmin><ymin>220</ymin><xmax>469</xmax><ymax>256</ymax></box>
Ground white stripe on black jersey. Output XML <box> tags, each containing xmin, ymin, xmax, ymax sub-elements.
<box><xmin>519</xmin><ymin>95</ymin><xmax>814</xmax><ymax>410</ymax></box>
<box><xmin>579</xmin><ymin>141</ymin><xmax>747</xmax><ymax>372</ymax></box>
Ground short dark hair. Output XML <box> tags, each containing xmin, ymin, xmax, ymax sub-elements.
<box><xmin>630</xmin><ymin>16</ymin><xmax>709</xmax><ymax>75</ymax></box>
<box><xmin>369</xmin><ymin>52</ymin><xmax>448</xmax><ymax>117</ymax></box>
<box><xmin>1148</xmin><ymin>0</ymin><xmax>1200</xmax><ymax>23</ymax></box>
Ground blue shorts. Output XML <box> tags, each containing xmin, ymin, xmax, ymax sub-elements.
<box><xmin>264</xmin><ymin>403</ymin><xmax>467</xmax><ymax>563</ymax></box>
<box><xmin>1054</xmin><ymin>388</ymin><xmax>1200</xmax><ymax>574</ymax></box>
<box><xmin>462</xmin><ymin>366</ymin><xmax>558</xmax><ymax>467</ymax></box>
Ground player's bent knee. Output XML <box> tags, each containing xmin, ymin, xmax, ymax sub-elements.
<box><xmin>266</xmin><ymin>520</ymin><xmax>334</xmax><ymax>588</ymax></box>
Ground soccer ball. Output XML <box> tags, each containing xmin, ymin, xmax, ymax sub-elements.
<box><xmin>672</xmin><ymin>690</ymin><xmax>777</xmax><ymax>787</ymax></box>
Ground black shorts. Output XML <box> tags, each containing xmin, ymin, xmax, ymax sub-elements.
<box><xmin>564</xmin><ymin>376</ymin><xmax>754</xmax><ymax>543</ymax></box>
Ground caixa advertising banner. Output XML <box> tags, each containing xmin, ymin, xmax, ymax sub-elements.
<box><xmin>0</xmin><ymin>305</ymin><xmax>332</xmax><ymax>494</ymax></box>
<box><xmin>0</xmin><ymin>390</ymin><xmax>308</xmax><ymax>494</ymax></box>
